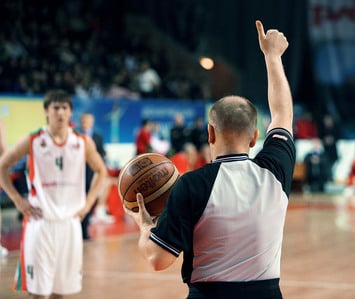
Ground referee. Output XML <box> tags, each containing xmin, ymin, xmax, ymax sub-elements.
<box><xmin>126</xmin><ymin>20</ymin><xmax>295</xmax><ymax>299</ymax></box>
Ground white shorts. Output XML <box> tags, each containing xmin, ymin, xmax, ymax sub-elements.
<box><xmin>14</xmin><ymin>217</ymin><xmax>83</xmax><ymax>295</ymax></box>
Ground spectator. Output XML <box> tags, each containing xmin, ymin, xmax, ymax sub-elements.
<box><xmin>189</xmin><ymin>116</ymin><xmax>208</xmax><ymax>151</ymax></box>
<box><xmin>87</xmin><ymin>78</ymin><xmax>104</xmax><ymax>99</ymax></box>
<box><xmin>318</xmin><ymin>114</ymin><xmax>340</xmax><ymax>182</ymax></box>
<box><xmin>135</xmin><ymin>60</ymin><xmax>161</xmax><ymax>98</ymax></box>
<box><xmin>105</xmin><ymin>72</ymin><xmax>140</xmax><ymax>100</ymax></box>
<box><xmin>295</xmin><ymin>111</ymin><xmax>318</xmax><ymax>139</ymax></box>
<box><xmin>0</xmin><ymin>2</ymin><xmax>208</xmax><ymax>101</ymax></box>
<box><xmin>170</xmin><ymin>142</ymin><xmax>202</xmax><ymax>174</ymax></box>
<box><xmin>303</xmin><ymin>138</ymin><xmax>329</xmax><ymax>193</ymax></box>
<box><xmin>79</xmin><ymin>113</ymin><xmax>114</xmax><ymax>240</ymax></box>
<box><xmin>135</xmin><ymin>119</ymin><xmax>154</xmax><ymax>155</ymax></box>
<box><xmin>149</xmin><ymin>121</ymin><xmax>170</xmax><ymax>155</ymax></box>
<box><xmin>169</xmin><ymin>113</ymin><xmax>190</xmax><ymax>154</ymax></box>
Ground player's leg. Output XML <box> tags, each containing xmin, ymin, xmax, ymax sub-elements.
<box><xmin>52</xmin><ymin>218</ymin><xmax>83</xmax><ymax>295</ymax></box>
<box><xmin>24</xmin><ymin>219</ymin><xmax>56</xmax><ymax>297</ymax></box>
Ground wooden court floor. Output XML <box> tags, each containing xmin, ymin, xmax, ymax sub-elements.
<box><xmin>1</xmin><ymin>191</ymin><xmax>355</xmax><ymax>299</ymax></box>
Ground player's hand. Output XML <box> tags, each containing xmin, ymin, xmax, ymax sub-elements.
<box><xmin>76</xmin><ymin>204</ymin><xmax>91</xmax><ymax>220</ymax></box>
<box><xmin>256</xmin><ymin>20</ymin><xmax>288</xmax><ymax>57</ymax></box>
<box><xmin>16</xmin><ymin>198</ymin><xmax>42</xmax><ymax>219</ymax></box>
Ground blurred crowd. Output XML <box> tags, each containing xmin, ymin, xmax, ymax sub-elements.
<box><xmin>294</xmin><ymin>108</ymin><xmax>343</xmax><ymax>192</ymax></box>
<box><xmin>0</xmin><ymin>1</ymin><xmax>205</xmax><ymax>100</ymax></box>
<box><xmin>135</xmin><ymin>113</ymin><xmax>210</xmax><ymax>175</ymax></box>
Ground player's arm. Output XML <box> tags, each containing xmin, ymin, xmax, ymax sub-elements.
<box><xmin>0</xmin><ymin>135</ymin><xmax>42</xmax><ymax>218</ymax></box>
<box><xmin>79</xmin><ymin>136</ymin><xmax>108</xmax><ymax>218</ymax></box>
<box><xmin>256</xmin><ymin>20</ymin><xmax>293</xmax><ymax>135</ymax></box>
<box><xmin>127</xmin><ymin>193</ymin><xmax>177</xmax><ymax>271</ymax></box>
<box><xmin>0</xmin><ymin>120</ymin><xmax>7</xmax><ymax>155</ymax></box>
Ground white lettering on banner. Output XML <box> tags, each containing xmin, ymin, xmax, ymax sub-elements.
<box><xmin>309</xmin><ymin>0</ymin><xmax>355</xmax><ymax>41</ymax></box>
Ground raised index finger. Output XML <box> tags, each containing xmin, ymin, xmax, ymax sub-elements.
<box><xmin>256</xmin><ymin>20</ymin><xmax>265</xmax><ymax>39</ymax></box>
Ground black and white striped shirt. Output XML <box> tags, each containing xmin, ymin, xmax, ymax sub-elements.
<box><xmin>150</xmin><ymin>128</ymin><xmax>296</xmax><ymax>284</ymax></box>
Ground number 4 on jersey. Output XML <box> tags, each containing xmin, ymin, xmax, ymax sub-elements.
<box><xmin>55</xmin><ymin>156</ymin><xmax>63</xmax><ymax>170</ymax></box>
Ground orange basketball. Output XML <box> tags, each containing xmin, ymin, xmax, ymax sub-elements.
<box><xmin>117</xmin><ymin>153</ymin><xmax>180</xmax><ymax>216</ymax></box>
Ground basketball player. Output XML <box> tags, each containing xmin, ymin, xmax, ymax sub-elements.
<box><xmin>0</xmin><ymin>90</ymin><xmax>107</xmax><ymax>299</ymax></box>
<box><xmin>125</xmin><ymin>20</ymin><xmax>296</xmax><ymax>299</ymax></box>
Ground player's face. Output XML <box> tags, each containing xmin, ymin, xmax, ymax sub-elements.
<box><xmin>45</xmin><ymin>101</ymin><xmax>72</xmax><ymax>127</ymax></box>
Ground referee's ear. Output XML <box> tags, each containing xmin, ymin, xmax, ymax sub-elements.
<box><xmin>208</xmin><ymin>123</ymin><xmax>215</xmax><ymax>144</ymax></box>
<box><xmin>249</xmin><ymin>129</ymin><xmax>259</xmax><ymax>148</ymax></box>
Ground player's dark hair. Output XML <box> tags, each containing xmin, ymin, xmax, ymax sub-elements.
<box><xmin>43</xmin><ymin>89</ymin><xmax>73</xmax><ymax>110</ymax></box>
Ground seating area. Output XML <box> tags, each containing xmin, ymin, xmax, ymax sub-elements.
<box><xmin>0</xmin><ymin>2</ymin><xmax>208</xmax><ymax>101</ymax></box>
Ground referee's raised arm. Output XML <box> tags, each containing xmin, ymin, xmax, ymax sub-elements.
<box><xmin>256</xmin><ymin>20</ymin><xmax>293</xmax><ymax>135</ymax></box>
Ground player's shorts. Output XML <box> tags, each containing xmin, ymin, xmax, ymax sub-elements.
<box><xmin>14</xmin><ymin>216</ymin><xmax>83</xmax><ymax>296</ymax></box>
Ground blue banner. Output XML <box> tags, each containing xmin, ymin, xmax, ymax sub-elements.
<box><xmin>71</xmin><ymin>98</ymin><xmax>209</xmax><ymax>144</ymax></box>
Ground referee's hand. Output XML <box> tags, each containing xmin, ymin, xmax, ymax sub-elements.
<box><xmin>256</xmin><ymin>20</ymin><xmax>288</xmax><ymax>57</ymax></box>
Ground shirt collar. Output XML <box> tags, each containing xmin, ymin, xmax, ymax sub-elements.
<box><xmin>213</xmin><ymin>153</ymin><xmax>249</xmax><ymax>163</ymax></box>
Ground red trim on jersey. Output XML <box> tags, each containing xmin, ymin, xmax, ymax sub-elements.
<box><xmin>73</xmin><ymin>131</ymin><xmax>87</xmax><ymax>157</ymax></box>
<box><xmin>28</xmin><ymin>130</ymin><xmax>44</xmax><ymax>197</ymax></box>
<box><xmin>13</xmin><ymin>216</ymin><xmax>29</xmax><ymax>291</ymax></box>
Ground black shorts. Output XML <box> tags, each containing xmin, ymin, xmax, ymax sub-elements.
<box><xmin>187</xmin><ymin>278</ymin><xmax>282</xmax><ymax>299</ymax></box>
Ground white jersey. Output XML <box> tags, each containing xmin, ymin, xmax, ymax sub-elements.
<box><xmin>27</xmin><ymin>127</ymin><xmax>87</xmax><ymax>220</ymax></box>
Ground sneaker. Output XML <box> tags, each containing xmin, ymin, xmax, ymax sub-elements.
<box><xmin>91</xmin><ymin>205</ymin><xmax>115</xmax><ymax>224</ymax></box>
<box><xmin>91</xmin><ymin>213</ymin><xmax>115</xmax><ymax>224</ymax></box>
<box><xmin>0</xmin><ymin>245</ymin><xmax>8</xmax><ymax>257</ymax></box>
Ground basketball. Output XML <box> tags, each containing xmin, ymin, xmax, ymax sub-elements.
<box><xmin>117</xmin><ymin>153</ymin><xmax>180</xmax><ymax>216</ymax></box>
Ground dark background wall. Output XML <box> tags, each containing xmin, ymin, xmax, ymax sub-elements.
<box><xmin>1</xmin><ymin>0</ymin><xmax>354</xmax><ymax>136</ymax></box>
<box><xmin>124</xmin><ymin>0</ymin><xmax>313</xmax><ymax>105</ymax></box>
<box><xmin>123</xmin><ymin>0</ymin><xmax>354</xmax><ymax>136</ymax></box>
